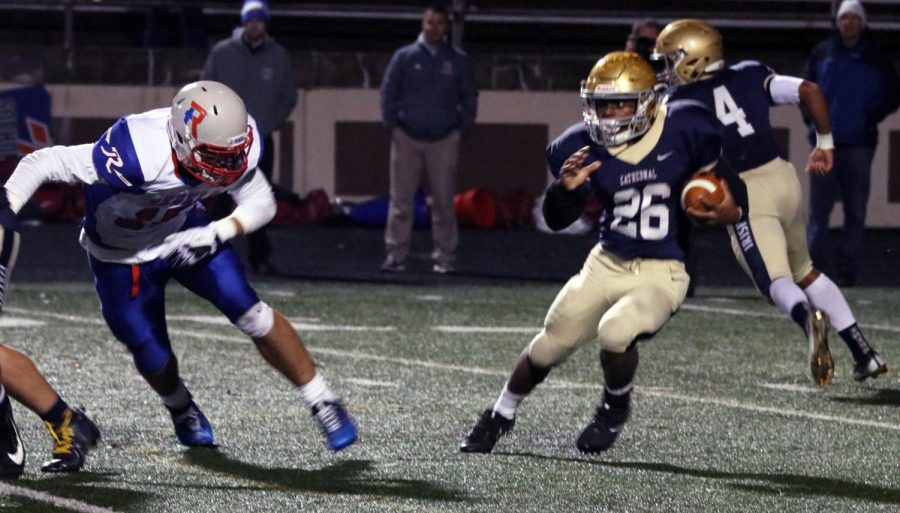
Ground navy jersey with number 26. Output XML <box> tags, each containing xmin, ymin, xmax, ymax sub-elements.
<box><xmin>546</xmin><ymin>100</ymin><xmax>722</xmax><ymax>262</ymax></box>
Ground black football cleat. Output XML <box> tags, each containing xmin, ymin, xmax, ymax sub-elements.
<box><xmin>576</xmin><ymin>403</ymin><xmax>629</xmax><ymax>454</ymax></box>
<box><xmin>853</xmin><ymin>351</ymin><xmax>888</xmax><ymax>382</ymax></box>
<box><xmin>41</xmin><ymin>407</ymin><xmax>100</xmax><ymax>473</ymax></box>
<box><xmin>460</xmin><ymin>409</ymin><xmax>514</xmax><ymax>454</ymax></box>
<box><xmin>0</xmin><ymin>395</ymin><xmax>25</xmax><ymax>480</ymax></box>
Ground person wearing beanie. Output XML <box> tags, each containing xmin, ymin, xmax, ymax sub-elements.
<box><xmin>202</xmin><ymin>0</ymin><xmax>297</xmax><ymax>275</ymax></box>
<box><xmin>804</xmin><ymin>0</ymin><xmax>899</xmax><ymax>288</ymax></box>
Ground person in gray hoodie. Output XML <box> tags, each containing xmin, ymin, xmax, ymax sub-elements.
<box><xmin>202</xmin><ymin>0</ymin><xmax>297</xmax><ymax>275</ymax></box>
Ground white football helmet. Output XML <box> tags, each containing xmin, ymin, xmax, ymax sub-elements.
<box><xmin>580</xmin><ymin>51</ymin><xmax>659</xmax><ymax>147</ymax></box>
<box><xmin>167</xmin><ymin>81</ymin><xmax>253</xmax><ymax>186</ymax></box>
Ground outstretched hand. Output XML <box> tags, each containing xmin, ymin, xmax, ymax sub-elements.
<box><xmin>559</xmin><ymin>146</ymin><xmax>601</xmax><ymax>191</ymax></box>
<box><xmin>806</xmin><ymin>148</ymin><xmax>833</xmax><ymax>175</ymax></box>
<box><xmin>686</xmin><ymin>175</ymin><xmax>743</xmax><ymax>226</ymax></box>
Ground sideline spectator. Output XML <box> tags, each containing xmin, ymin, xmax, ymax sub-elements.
<box><xmin>202</xmin><ymin>0</ymin><xmax>297</xmax><ymax>275</ymax></box>
<box><xmin>380</xmin><ymin>5</ymin><xmax>478</xmax><ymax>274</ymax></box>
<box><xmin>625</xmin><ymin>19</ymin><xmax>661</xmax><ymax>61</ymax></box>
<box><xmin>804</xmin><ymin>0</ymin><xmax>900</xmax><ymax>287</ymax></box>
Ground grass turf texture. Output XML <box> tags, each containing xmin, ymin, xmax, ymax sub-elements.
<box><xmin>0</xmin><ymin>281</ymin><xmax>897</xmax><ymax>512</ymax></box>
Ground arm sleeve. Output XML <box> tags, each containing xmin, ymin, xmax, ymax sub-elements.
<box><xmin>542</xmin><ymin>180</ymin><xmax>590</xmax><ymax>231</ymax></box>
<box><xmin>224</xmin><ymin>168</ymin><xmax>277</xmax><ymax>235</ymax></box>
<box><xmin>380</xmin><ymin>51</ymin><xmax>403</xmax><ymax>130</ymax></box>
<box><xmin>4</xmin><ymin>144</ymin><xmax>97</xmax><ymax>213</ymax></box>
<box><xmin>767</xmin><ymin>75</ymin><xmax>804</xmax><ymax>105</ymax></box>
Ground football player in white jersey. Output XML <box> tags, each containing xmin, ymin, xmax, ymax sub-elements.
<box><xmin>653</xmin><ymin>19</ymin><xmax>887</xmax><ymax>385</ymax></box>
<box><xmin>0</xmin><ymin>81</ymin><xmax>357</xmax><ymax>451</ymax></box>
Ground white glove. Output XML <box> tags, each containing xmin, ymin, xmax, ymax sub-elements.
<box><xmin>162</xmin><ymin>224</ymin><xmax>222</xmax><ymax>267</ymax></box>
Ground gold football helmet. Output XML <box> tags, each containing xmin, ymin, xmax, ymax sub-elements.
<box><xmin>580</xmin><ymin>51</ymin><xmax>659</xmax><ymax>147</ymax></box>
<box><xmin>651</xmin><ymin>19</ymin><xmax>724</xmax><ymax>86</ymax></box>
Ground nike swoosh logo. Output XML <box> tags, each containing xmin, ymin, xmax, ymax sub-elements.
<box><xmin>657</xmin><ymin>151</ymin><xmax>674</xmax><ymax>161</ymax></box>
<box><xmin>7</xmin><ymin>424</ymin><xmax>23</xmax><ymax>465</ymax></box>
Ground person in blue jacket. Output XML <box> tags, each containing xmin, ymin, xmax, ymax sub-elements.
<box><xmin>805</xmin><ymin>0</ymin><xmax>900</xmax><ymax>287</ymax></box>
<box><xmin>379</xmin><ymin>5</ymin><xmax>478</xmax><ymax>275</ymax></box>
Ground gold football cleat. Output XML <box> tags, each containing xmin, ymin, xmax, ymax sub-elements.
<box><xmin>808</xmin><ymin>309</ymin><xmax>835</xmax><ymax>387</ymax></box>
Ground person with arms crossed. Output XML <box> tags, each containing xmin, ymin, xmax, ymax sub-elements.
<box><xmin>804</xmin><ymin>0</ymin><xmax>900</xmax><ymax>288</ymax></box>
<box><xmin>0</xmin><ymin>224</ymin><xmax>99</xmax><ymax>478</ymax></box>
<box><xmin>460</xmin><ymin>52</ymin><xmax>742</xmax><ymax>454</ymax></box>
<box><xmin>201</xmin><ymin>0</ymin><xmax>297</xmax><ymax>275</ymax></box>
<box><xmin>380</xmin><ymin>5</ymin><xmax>478</xmax><ymax>274</ymax></box>
<box><xmin>652</xmin><ymin>18</ymin><xmax>887</xmax><ymax>385</ymax></box>
<box><xmin>0</xmin><ymin>81</ymin><xmax>357</xmax><ymax>452</ymax></box>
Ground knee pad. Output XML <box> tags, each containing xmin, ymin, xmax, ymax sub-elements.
<box><xmin>597</xmin><ymin>317</ymin><xmax>637</xmax><ymax>353</ymax></box>
<box><xmin>527</xmin><ymin>327</ymin><xmax>580</xmax><ymax>368</ymax></box>
<box><xmin>235</xmin><ymin>301</ymin><xmax>274</xmax><ymax>338</ymax></box>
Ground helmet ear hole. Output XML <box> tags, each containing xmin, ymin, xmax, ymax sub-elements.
<box><xmin>176</xmin><ymin>133</ymin><xmax>184</xmax><ymax>144</ymax></box>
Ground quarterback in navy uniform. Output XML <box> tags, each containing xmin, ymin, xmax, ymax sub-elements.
<box><xmin>460</xmin><ymin>52</ymin><xmax>742</xmax><ymax>454</ymax></box>
<box><xmin>653</xmin><ymin>19</ymin><xmax>886</xmax><ymax>385</ymax></box>
<box><xmin>0</xmin><ymin>82</ymin><xmax>357</xmax><ymax>452</ymax></box>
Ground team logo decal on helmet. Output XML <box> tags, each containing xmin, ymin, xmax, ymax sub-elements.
<box><xmin>184</xmin><ymin>101</ymin><xmax>208</xmax><ymax>140</ymax></box>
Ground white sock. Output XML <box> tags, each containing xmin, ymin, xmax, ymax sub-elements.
<box><xmin>161</xmin><ymin>380</ymin><xmax>191</xmax><ymax>411</ymax></box>
<box><xmin>295</xmin><ymin>371</ymin><xmax>338</xmax><ymax>410</ymax></box>
<box><xmin>492</xmin><ymin>386</ymin><xmax>524</xmax><ymax>420</ymax></box>
<box><xmin>804</xmin><ymin>274</ymin><xmax>856</xmax><ymax>331</ymax></box>
<box><xmin>769</xmin><ymin>277</ymin><xmax>809</xmax><ymax>317</ymax></box>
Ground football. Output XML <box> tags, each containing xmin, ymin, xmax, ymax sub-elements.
<box><xmin>680</xmin><ymin>172</ymin><xmax>725</xmax><ymax>211</ymax></box>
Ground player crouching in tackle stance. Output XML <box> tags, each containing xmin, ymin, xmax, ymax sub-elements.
<box><xmin>0</xmin><ymin>81</ymin><xmax>357</xmax><ymax>451</ymax></box>
<box><xmin>460</xmin><ymin>52</ymin><xmax>742</xmax><ymax>454</ymax></box>
<box><xmin>0</xmin><ymin>221</ymin><xmax>99</xmax><ymax>478</ymax></box>
<box><xmin>652</xmin><ymin>19</ymin><xmax>887</xmax><ymax>386</ymax></box>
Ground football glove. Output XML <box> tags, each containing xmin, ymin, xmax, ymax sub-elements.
<box><xmin>162</xmin><ymin>224</ymin><xmax>222</xmax><ymax>268</ymax></box>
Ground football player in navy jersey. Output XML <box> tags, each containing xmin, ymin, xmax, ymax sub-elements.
<box><xmin>460</xmin><ymin>52</ymin><xmax>742</xmax><ymax>454</ymax></box>
<box><xmin>0</xmin><ymin>81</ymin><xmax>357</xmax><ymax>452</ymax></box>
<box><xmin>653</xmin><ymin>19</ymin><xmax>887</xmax><ymax>385</ymax></box>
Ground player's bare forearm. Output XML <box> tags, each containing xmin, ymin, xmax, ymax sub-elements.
<box><xmin>799</xmin><ymin>81</ymin><xmax>831</xmax><ymax>135</ymax></box>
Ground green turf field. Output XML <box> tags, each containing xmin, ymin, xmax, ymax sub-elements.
<box><xmin>0</xmin><ymin>281</ymin><xmax>897</xmax><ymax>512</ymax></box>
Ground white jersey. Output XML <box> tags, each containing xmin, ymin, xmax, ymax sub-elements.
<box><xmin>5</xmin><ymin>108</ymin><xmax>271</xmax><ymax>264</ymax></box>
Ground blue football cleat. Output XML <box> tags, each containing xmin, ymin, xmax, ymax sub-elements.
<box><xmin>169</xmin><ymin>401</ymin><xmax>215</xmax><ymax>447</ymax></box>
<box><xmin>311</xmin><ymin>401</ymin><xmax>357</xmax><ymax>451</ymax></box>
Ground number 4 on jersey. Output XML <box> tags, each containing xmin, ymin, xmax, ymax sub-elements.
<box><xmin>713</xmin><ymin>85</ymin><xmax>755</xmax><ymax>137</ymax></box>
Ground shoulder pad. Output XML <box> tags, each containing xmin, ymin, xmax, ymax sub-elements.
<box><xmin>91</xmin><ymin>118</ymin><xmax>146</xmax><ymax>191</ymax></box>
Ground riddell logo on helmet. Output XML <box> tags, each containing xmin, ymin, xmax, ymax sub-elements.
<box><xmin>183</xmin><ymin>101</ymin><xmax>208</xmax><ymax>139</ymax></box>
<box><xmin>592</xmin><ymin>84</ymin><xmax>617</xmax><ymax>93</ymax></box>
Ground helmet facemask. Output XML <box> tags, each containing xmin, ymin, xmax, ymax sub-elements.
<box><xmin>179</xmin><ymin>124</ymin><xmax>253</xmax><ymax>187</ymax></box>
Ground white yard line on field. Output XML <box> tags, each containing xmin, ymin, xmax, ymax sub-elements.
<box><xmin>0</xmin><ymin>317</ymin><xmax>46</xmax><ymax>327</ymax></box>
<box><xmin>435</xmin><ymin>302</ymin><xmax>900</xmax><ymax>334</ymax></box>
<box><xmin>0</xmin><ymin>482</ymin><xmax>119</xmax><ymax>513</ymax></box>
<box><xmin>8</xmin><ymin>306</ymin><xmax>900</xmax><ymax>432</ymax></box>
